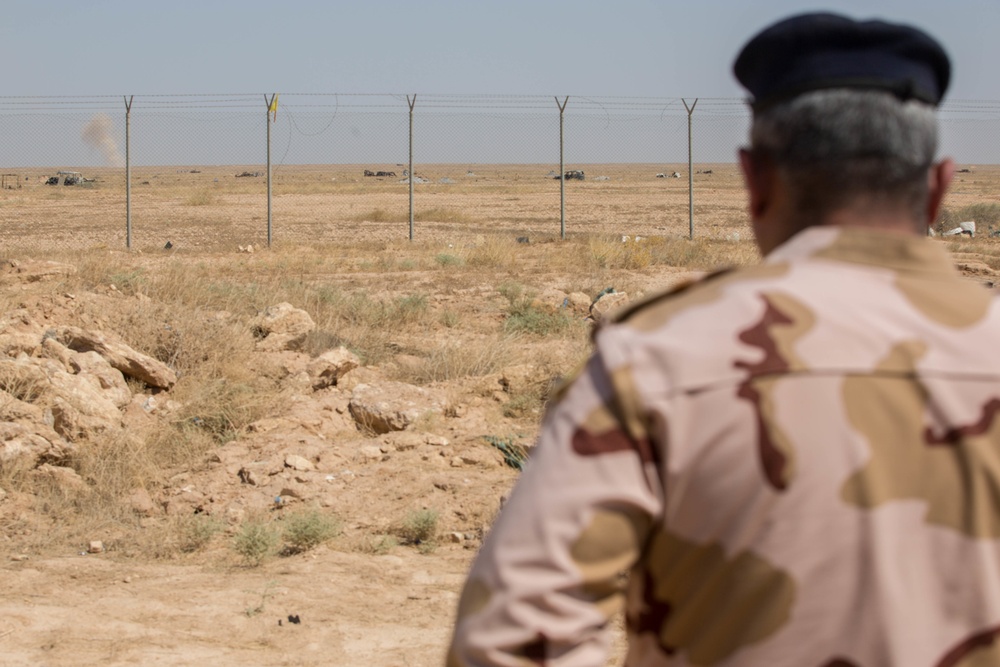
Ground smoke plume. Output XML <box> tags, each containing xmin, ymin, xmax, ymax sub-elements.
<box><xmin>81</xmin><ymin>114</ymin><xmax>124</xmax><ymax>167</ymax></box>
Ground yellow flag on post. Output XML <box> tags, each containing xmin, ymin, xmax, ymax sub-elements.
<box><xmin>268</xmin><ymin>95</ymin><xmax>279</xmax><ymax>121</ymax></box>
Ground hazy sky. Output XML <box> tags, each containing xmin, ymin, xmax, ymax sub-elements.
<box><xmin>2</xmin><ymin>0</ymin><xmax>998</xmax><ymax>100</ymax></box>
<box><xmin>3</xmin><ymin>1</ymin><xmax>1000</xmax><ymax>168</ymax></box>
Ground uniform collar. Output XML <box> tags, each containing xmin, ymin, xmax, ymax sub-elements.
<box><xmin>765</xmin><ymin>226</ymin><xmax>959</xmax><ymax>276</ymax></box>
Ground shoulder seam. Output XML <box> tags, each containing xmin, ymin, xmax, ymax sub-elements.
<box><xmin>608</xmin><ymin>267</ymin><xmax>736</xmax><ymax>325</ymax></box>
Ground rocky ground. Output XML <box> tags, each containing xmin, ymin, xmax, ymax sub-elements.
<box><xmin>0</xmin><ymin>239</ymin><xmax>997</xmax><ymax>666</ymax></box>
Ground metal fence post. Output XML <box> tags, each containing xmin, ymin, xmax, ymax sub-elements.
<box><xmin>556</xmin><ymin>96</ymin><xmax>568</xmax><ymax>240</ymax></box>
<box><xmin>683</xmin><ymin>98</ymin><xmax>698</xmax><ymax>240</ymax></box>
<box><xmin>265</xmin><ymin>94</ymin><xmax>276</xmax><ymax>248</ymax></box>
<box><xmin>408</xmin><ymin>94</ymin><xmax>416</xmax><ymax>241</ymax></box>
<box><xmin>124</xmin><ymin>96</ymin><xmax>133</xmax><ymax>250</ymax></box>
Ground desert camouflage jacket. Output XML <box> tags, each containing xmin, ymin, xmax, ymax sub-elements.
<box><xmin>447</xmin><ymin>226</ymin><xmax>1000</xmax><ymax>667</ymax></box>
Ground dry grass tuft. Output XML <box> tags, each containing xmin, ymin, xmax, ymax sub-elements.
<box><xmin>393</xmin><ymin>336</ymin><xmax>517</xmax><ymax>385</ymax></box>
<box><xmin>184</xmin><ymin>190</ymin><xmax>217</xmax><ymax>206</ymax></box>
<box><xmin>465</xmin><ymin>236</ymin><xmax>521</xmax><ymax>267</ymax></box>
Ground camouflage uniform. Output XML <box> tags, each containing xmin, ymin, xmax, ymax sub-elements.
<box><xmin>448</xmin><ymin>226</ymin><xmax>1000</xmax><ymax>666</ymax></box>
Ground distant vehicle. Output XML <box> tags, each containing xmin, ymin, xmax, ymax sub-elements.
<box><xmin>45</xmin><ymin>171</ymin><xmax>85</xmax><ymax>186</ymax></box>
<box><xmin>553</xmin><ymin>170</ymin><xmax>585</xmax><ymax>181</ymax></box>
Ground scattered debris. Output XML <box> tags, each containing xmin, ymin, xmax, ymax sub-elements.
<box><xmin>235</xmin><ymin>171</ymin><xmax>263</xmax><ymax>178</ymax></box>
<box><xmin>942</xmin><ymin>221</ymin><xmax>976</xmax><ymax>238</ymax></box>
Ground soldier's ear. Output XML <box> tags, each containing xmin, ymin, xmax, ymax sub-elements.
<box><xmin>926</xmin><ymin>158</ymin><xmax>954</xmax><ymax>227</ymax></box>
<box><xmin>739</xmin><ymin>148</ymin><xmax>774</xmax><ymax>220</ymax></box>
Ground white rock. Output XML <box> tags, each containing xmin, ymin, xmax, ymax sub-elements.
<box><xmin>284</xmin><ymin>454</ymin><xmax>315</xmax><ymax>472</ymax></box>
<box><xmin>307</xmin><ymin>347</ymin><xmax>360</xmax><ymax>389</ymax></box>
<box><xmin>349</xmin><ymin>382</ymin><xmax>447</xmax><ymax>434</ymax></box>
<box><xmin>590</xmin><ymin>292</ymin><xmax>631</xmax><ymax>323</ymax></box>
<box><xmin>424</xmin><ymin>434</ymin><xmax>450</xmax><ymax>447</ymax></box>
<box><xmin>251</xmin><ymin>303</ymin><xmax>316</xmax><ymax>351</ymax></box>
<box><xmin>359</xmin><ymin>445</ymin><xmax>384</xmax><ymax>461</ymax></box>
<box><xmin>55</xmin><ymin>326</ymin><xmax>177</xmax><ymax>389</ymax></box>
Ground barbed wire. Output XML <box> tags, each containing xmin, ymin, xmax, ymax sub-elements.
<box><xmin>4</xmin><ymin>93</ymin><xmax>999</xmax><ymax>120</ymax></box>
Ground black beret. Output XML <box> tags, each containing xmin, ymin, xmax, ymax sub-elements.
<box><xmin>734</xmin><ymin>12</ymin><xmax>951</xmax><ymax>112</ymax></box>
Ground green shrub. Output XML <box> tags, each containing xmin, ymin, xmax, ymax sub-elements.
<box><xmin>179</xmin><ymin>514</ymin><xmax>223</xmax><ymax>553</ymax></box>
<box><xmin>233</xmin><ymin>518</ymin><xmax>279</xmax><ymax>567</ymax></box>
<box><xmin>393</xmin><ymin>509</ymin><xmax>440</xmax><ymax>552</ymax></box>
<box><xmin>435</xmin><ymin>253</ymin><xmax>464</xmax><ymax>267</ymax></box>
<box><xmin>504</xmin><ymin>302</ymin><xmax>572</xmax><ymax>336</ymax></box>
<box><xmin>281</xmin><ymin>508</ymin><xmax>342</xmax><ymax>554</ymax></box>
<box><xmin>497</xmin><ymin>281</ymin><xmax>573</xmax><ymax>336</ymax></box>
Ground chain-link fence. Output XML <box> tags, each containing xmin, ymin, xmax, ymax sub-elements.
<box><xmin>1</xmin><ymin>94</ymin><xmax>998</xmax><ymax>251</ymax></box>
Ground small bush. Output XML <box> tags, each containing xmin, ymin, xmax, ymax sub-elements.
<box><xmin>466</xmin><ymin>236</ymin><xmax>518</xmax><ymax>267</ymax></box>
<box><xmin>504</xmin><ymin>302</ymin><xmax>572</xmax><ymax>336</ymax></box>
<box><xmin>435</xmin><ymin>253</ymin><xmax>464</xmax><ymax>267</ymax></box>
<box><xmin>398</xmin><ymin>338</ymin><xmax>511</xmax><ymax>384</ymax></box>
<box><xmin>484</xmin><ymin>435</ymin><xmax>528</xmax><ymax>469</ymax></box>
<box><xmin>393</xmin><ymin>509</ymin><xmax>440</xmax><ymax>551</ymax></box>
<box><xmin>497</xmin><ymin>281</ymin><xmax>525</xmax><ymax>305</ymax></box>
<box><xmin>109</xmin><ymin>269</ymin><xmax>149</xmax><ymax>295</ymax></box>
<box><xmin>496</xmin><ymin>281</ymin><xmax>574</xmax><ymax>336</ymax></box>
<box><xmin>394</xmin><ymin>294</ymin><xmax>429</xmax><ymax>324</ymax></box>
<box><xmin>233</xmin><ymin>518</ymin><xmax>279</xmax><ymax>567</ymax></box>
<box><xmin>185</xmin><ymin>190</ymin><xmax>215</xmax><ymax>206</ymax></box>
<box><xmin>178</xmin><ymin>514</ymin><xmax>224</xmax><ymax>553</ymax></box>
<box><xmin>281</xmin><ymin>508</ymin><xmax>342</xmax><ymax>555</ymax></box>
<box><xmin>587</xmin><ymin>236</ymin><xmax>654</xmax><ymax>269</ymax></box>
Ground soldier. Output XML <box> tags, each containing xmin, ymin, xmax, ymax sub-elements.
<box><xmin>449</xmin><ymin>12</ymin><xmax>1000</xmax><ymax>667</ymax></box>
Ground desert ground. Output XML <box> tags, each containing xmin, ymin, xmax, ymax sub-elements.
<box><xmin>0</xmin><ymin>163</ymin><xmax>999</xmax><ymax>666</ymax></box>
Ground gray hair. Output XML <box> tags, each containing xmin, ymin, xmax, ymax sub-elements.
<box><xmin>750</xmin><ymin>89</ymin><xmax>938</xmax><ymax>222</ymax></box>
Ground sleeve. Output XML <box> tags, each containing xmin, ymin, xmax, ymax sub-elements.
<box><xmin>446</xmin><ymin>346</ymin><xmax>665</xmax><ymax>667</ymax></box>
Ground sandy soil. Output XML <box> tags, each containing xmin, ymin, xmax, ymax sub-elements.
<box><xmin>0</xmin><ymin>163</ymin><xmax>754</xmax><ymax>251</ymax></box>
<box><xmin>2</xmin><ymin>547</ymin><xmax>474</xmax><ymax>667</ymax></box>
